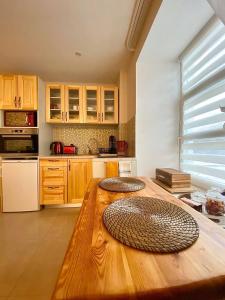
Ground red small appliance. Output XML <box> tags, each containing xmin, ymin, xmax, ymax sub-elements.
<box><xmin>117</xmin><ymin>140</ymin><xmax>128</xmax><ymax>156</ymax></box>
<box><xmin>50</xmin><ymin>141</ymin><xmax>64</xmax><ymax>154</ymax></box>
<box><xmin>4</xmin><ymin>111</ymin><xmax>37</xmax><ymax>127</ymax></box>
<box><xmin>26</xmin><ymin>112</ymin><xmax>35</xmax><ymax>126</ymax></box>
<box><xmin>63</xmin><ymin>144</ymin><xmax>77</xmax><ymax>154</ymax></box>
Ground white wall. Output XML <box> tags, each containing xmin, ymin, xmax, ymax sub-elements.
<box><xmin>119</xmin><ymin>0</ymin><xmax>162</xmax><ymax>125</ymax></box>
<box><xmin>136</xmin><ymin>0</ymin><xmax>214</xmax><ymax>177</ymax></box>
<box><xmin>136</xmin><ymin>60</ymin><xmax>180</xmax><ymax>177</ymax></box>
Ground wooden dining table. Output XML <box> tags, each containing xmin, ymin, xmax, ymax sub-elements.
<box><xmin>52</xmin><ymin>177</ymin><xmax>225</xmax><ymax>300</ymax></box>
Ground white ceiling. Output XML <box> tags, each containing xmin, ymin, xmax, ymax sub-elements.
<box><xmin>0</xmin><ymin>0</ymin><xmax>135</xmax><ymax>83</ymax></box>
<box><xmin>139</xmin><ymin>0</ymin><xmax>214</xmax><ymax>61</ymax></box>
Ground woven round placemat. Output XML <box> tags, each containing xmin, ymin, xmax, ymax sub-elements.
<box><xmin>103</xmin><ymin>197</ymin><xmax>199</xmax><ymax>253</ymax></box>
<box><xmin>99</xmin><ymin>177</ymin><xmax>145</xmax><ymax>192</ymax></box>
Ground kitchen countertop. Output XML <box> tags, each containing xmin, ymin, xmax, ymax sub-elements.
<box><xmin>40</xmin><ymin>154</ymin><xmax>98</xmax><ymax>159</ymax></box>
<box><xmin>52</xmin><ymin>177</ymin><xmax>225</xmax><ymax>300</ymax></box>
<box><xmin>39</xmin><ymin>154</ymin><xmax>136</xmax><ymax>160</ymax></box>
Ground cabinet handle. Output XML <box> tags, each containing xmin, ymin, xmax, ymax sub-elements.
<box><xmin>65</xmin><ymin>112</ymin><xmax>68</xmax><ymax>122</ymax></box>
<box><xmin>68</xmin><ymin>160</ymin><xmax>71</xmax><ymax>171</ymax></box>
<box><xmin>61</xmin><ymin>112</ymin><xmax>64</xmax><ymax>121</ymax></box>
<box><xmin>98</xmin><ymin>113</ymin><xmax>100</xmax><ymax>122</ymax></box>
<box><xmin>14</xmin><ymin>97</ymin><xmax>17</xmax><ymax>108</ymax></box>
<box><xmin>47</xmin><ymin>186</ymin><xmax>60</xmax><ymax>189</ymax></box>
<box><xmin>101</xmin><ymin>113</ymin><xmax>103</xmax><ymax>122</ymax></box>
<box><xmin>18</xmin><ymin>97</ymin><xmax>21</xmax><ymax>108</ymax></box>
<box><xmin>47</xmin><ymin>167</ymin><xmax>60</xmax><ymax>170</ymax></box>
<box><xmin>48</xmin><ymin>160</ymin><xmax>59</xmax><ymax>162</ymax></box>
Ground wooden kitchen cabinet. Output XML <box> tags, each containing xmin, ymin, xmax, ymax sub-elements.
<box><xmin>83</xmin><ymin>86</ymin><xmax>101</xmax><ymax>123</ymax></box>
<box><xmin>83</xmin><ymin>85</ymin><xmax>118</xmax><ymax>124</ymax></box>
<box><xmin>93</xmin><ymin>159</ymin><xmax>136</xmax><ymax>178</ymax></box>
<box><xmin>46</xmin><ymin>84</ymin><xmax>65</xmax><ymax>123</ymax></box>
<box><xmin>40</xmin><ymin>159</ymin><xmax>67</xmax><ymax>205</ymax></box>
<box><xmin>41</xmin><ymin>186</ymin><xmax>65</xmax><ymax>205</ymax></box>
<box><xmin>65</xmin><ymin>85</ymin><xmax>83</xmax><ymax>123</ymax></box>
<box><xmin>46</xmin><ymin>83</ymin><xmax>119</xmax><ymax>124</ymax></box>
<box><xmin>46</xmin><ymin>84</ymin><xmax>83</xmax><ymax>124</ymax></box>
<box><xmin>101</xmin><ymin>86</ymin><xmax>118</xmax><ymax>124</ymax></box>
<box><xmin>105</xmin><ymin>161</ymin><xmax>119</xmax><ymax>177</ymax></box>
<box><xmin>39</xmin><ymin>158</ymin><xmax>92</xmax><ymax>205</ymax></box>
<box><xmin>0</xmin><ymin>75</ymin><xmax>37</xmax><ymax>110</ymax></box>
<box><xmin>92</xmin><ymin>160</ymin><xmax>119</xmax><ymax>178</ymax></box>
<box><xmin>17</xmin><ymin>75</ymin><xmax>38</xmax><ymax>110</ymax></box>
<box><xmin>0</xmin><ymin>75</ymin><xmax>17</xmax><ymax>109</ymax></box>
<box><xmin>68</xmin><ymin>159</ymin><xmax>92</xmax><ymax>204</ymax></box>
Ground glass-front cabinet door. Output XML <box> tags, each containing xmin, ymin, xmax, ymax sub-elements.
<box><xmin>46</xmin><ymin>84</ymin><xmax>64</xmax><ymax>123</ymax></box>
<box><xmin>65</xmin><ymin>85</ymin><xmax>83</xmax><ymax>123</ymax></box>
<box><xmin>83</xmin><ymin>86</ymin><xmax>100</xmax><ymax>123</ymax></box>
<box><xmin>101</xmin><ymin>87</ymin><xmax>118</xmax><ymax>124</ymax></box>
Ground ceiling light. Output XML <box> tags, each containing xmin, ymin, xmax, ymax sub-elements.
<box><xmin>75</xmin><ymin>51</ymin><xmax>82</xmax><ymax>57</ymax></box>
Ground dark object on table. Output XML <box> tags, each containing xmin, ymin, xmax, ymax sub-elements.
<box><xmin>99</xmin><ymin>177</ymin><xmax>145</xmax><ymax>192</ymax></box>
<box><xmin>209</xmin><ymin>217</ymin><xmax>220</xmax><ymax>223</ymax></box>
<box><xmin>109</xmin><ymin>135</ymin><xmax>117</xmax><ymax>154</ymax></box>
<box><xmin>103</xmin><ymin>196</ymin><xmax>199</xmax><ymax>253</ymax></box>
<box><xmin>98</xmin><ymin>147</ymin><xmax>110</xmax><ymax>154</ymax></box>
<box><xmin>179</xmin><ymin>196</ymin><xmax>202</xmax><ymax>212</ymax></box>
<box><xmin>206</xmin><ymin>198</ymin><xmax>225</xmax><ymax>216</ymax></box>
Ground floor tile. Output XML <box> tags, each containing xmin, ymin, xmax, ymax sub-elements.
<box><xmin>0</xmin><ymin>207</ymin><xmax>80</xmax><ymax>299</ymax></box>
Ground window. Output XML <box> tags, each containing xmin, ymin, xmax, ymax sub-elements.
<box><xmin>180</xmin><ymin>16</ymin><xmax>225</xmax><ymax>189</ymax></box>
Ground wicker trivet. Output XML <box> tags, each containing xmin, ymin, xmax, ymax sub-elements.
<box><xmin>103</xmin><ymin>197</ymin><xmax>199</xmax><ymax>253</ymax></box>
<box><xmin>99</xmin><ymin>177</ymin><xmax>145</xmax><ymax>192</ymax></box>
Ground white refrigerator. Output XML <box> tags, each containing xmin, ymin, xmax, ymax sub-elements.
<box><xmin>2</xmin><ymin>159</ymin><xmax>39</xmax><ymax>212</ymax></box>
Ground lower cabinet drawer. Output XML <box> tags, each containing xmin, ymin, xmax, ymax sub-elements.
<box><xmin>41</xmin><ymin>166</ymin><xmax>67</xmax><ymax>186</ymax></box>
<box><xmin>40</xmin><ymin>186</ymin><xmax>67</xmax><ymax>205</ymax></box>
<box><xmin>40</xmin><ymin>159</ymin><xmax>67</xmax><ymax>167</ymax></box>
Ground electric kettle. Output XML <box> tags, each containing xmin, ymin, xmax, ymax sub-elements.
<box><xmin>50</xmin><ymin>141</ymin><xmax>64</xmax><ymax>154</ymax></box>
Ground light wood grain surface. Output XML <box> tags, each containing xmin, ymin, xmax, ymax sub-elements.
<box><xmin>52</xmin><ymin>178</ymin><xmax>225</xmax><ymax>300</ymax></box>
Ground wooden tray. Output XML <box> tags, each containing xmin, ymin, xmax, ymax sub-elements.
<box><xmin>153</xmin><ymin>179</ymin><xmax>196</xmax><ymax>194</ymax></box>
<box><xmin>156</xmin><ymin>168</ymin><xmax>191</xmax><ymax>187</ymax></box>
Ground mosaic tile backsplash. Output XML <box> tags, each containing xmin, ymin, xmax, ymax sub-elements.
<box><xmin>52</xmin><ymin>125</ymin><xmax>119</xmax><ymax>154</ymax></box>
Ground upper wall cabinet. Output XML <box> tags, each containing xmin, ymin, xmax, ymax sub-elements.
<box><xmin>46</xmin><ymin>84</ymin><xmax>83</xmax><ymax>123</ymax></box>
<box><xmin>46</xmin><ymin>83</ymin><xmax>119</xmax><ymax>125</ymax></box>
<box><xmin>0</xmin><ymin>75</ymin><xmax>17</xmax><ymax>109</ymax></box>
<box><xmin>0</xmin><ymin>75</ymin><xmax>38</xmax><ymax>110</ymax></box>
<box><xmin>18</xmin><ymin>75</ymin><xmax>38</xmax><ymax>110</ymax></box>
<box><xmin>101</xmin><ymin>86</ymin><xmax>118</xmax><ymax>124</ymax></box>
<box><xmin>46</xmin><ymin>84</ymin><xmax>64</xmax><ymax>123</ymax></box>
<box><xmin>65</xmin><ymin>85</ymin><xmax>83</xmax><ymax>123</ymax></box>
<box><xmin>83</xmin><ymin>86</ymin><xmax>101</xmax><ymax>124</ymax></box>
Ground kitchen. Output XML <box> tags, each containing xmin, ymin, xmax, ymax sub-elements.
<box><xmin>1</xmin><ymin>0</ymin><xmax>225</xmax><ymax>300</ymax></box>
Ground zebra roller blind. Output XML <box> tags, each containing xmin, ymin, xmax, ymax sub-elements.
<box><xmin>180</xmin><ymin>16</ymin><xmax>225</xmax><ymax>189</ymax></box>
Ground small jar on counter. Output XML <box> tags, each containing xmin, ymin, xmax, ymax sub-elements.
<box><xmin>205</xmin><ymin>189</ymin><xmax>225</xmax><ymax>216</ymax></box>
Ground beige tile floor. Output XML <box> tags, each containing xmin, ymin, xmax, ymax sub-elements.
<box><xmin>0</xmin><ymin>207</ymin><xmax>80</xmax><ymax>300</ymax></box>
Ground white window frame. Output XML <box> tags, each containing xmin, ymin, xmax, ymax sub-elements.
<box><xmin>179</xmin><ymin>15</ymin><xmax>225</xmax><ymax>189</ymax></box>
